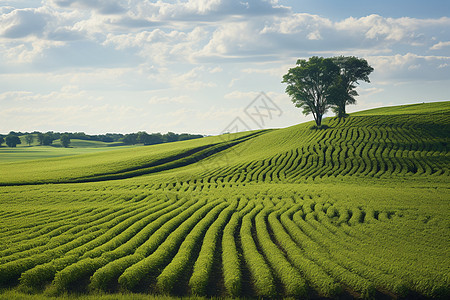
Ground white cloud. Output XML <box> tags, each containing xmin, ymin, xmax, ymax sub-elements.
<box><xmin>170</xmin><ymin>66</ymin><xmax>217</xmax><ymax>90</ymax></box>
<box><xmin>0</xmin><ymin>7</ymin><xmax>48</xmax><ymax>38</ymax></box>
<box><xmin>148</xmin><ymin>95</ymin><xmax>192</xmax><ymax>104</ymax></box>
<box><xmin>336</xmin><ymin>15</ymin><xmax>450</xmax><ymax>42</ymax></box>
<box><xmin>2</xmin><ymin>3</ymin><xmax>449</xmax><ymax>68</ymax></box>
<box><xmin>224</xmin><ymin>91</ymin><xmax>260</xmax><ymax>99</ymax></box>
<box><xmin>110</xmin><ymin>0</ymin><xmax>288</xmax><ymax>26</ymax></box>
<box><xmin>198</xmin><ymin>21</ymin><xmax>258</xmax><ymax>57</ymax></box>
<box><xmin>103</xmin><ymin>27</ymin><xmax>208</xmax><ymax>65</ymax></box>
<box><xmin>358</xmin><ymin>87</ymin><xmax>384</xmax><ymax>97</ymax></box>
<box><xmin>242</xmin><ymin>64</ymin><xmax>290</xmax><ymax>77</ymax></box>
<box><xmin>185</xmin><ymin>0</ymin><xmax>222</xmax><ymax>14</ymax></box>
<box><xmin>1</xmin><ymin>1</ymin><xmax>449</xmax><ymax>134</ymax></box>
<box><xmin>209</xmin><ymin>66</ymin><xmax>222</xmax><ymax>73</ymax></box>
<box><xmin>1</xmin><ymin>39</ymin><xmax>64</xmax><ymax>64</ymax></box>
<box><xmin>0</xmin><ymin>91</ymin><xmax>33</xmax><ymax>102</ymax></box>
<box><xmin>307</xmin><ymin>30</ymin><xmax>322</xmax><ymax>40</ymax></box>
<box><xmin>368</xmin><ymin>53</ymin><xmax>450</xmax><ymax>81</ymax></box>
<box><xmin>50</xmin><ymin>0</ymin><xmax>126</xmax><ymax>15</ymax></box>
<box><xmin>0</xmin><ymin>86</ymin><xmax>99</xmax><ymax>104</ymax></box>
<box><xmin>261</xmin><ymin>13</ymin><xmax>332</xmax><ymax>35</ymax></box>
<box><xmin>430</xmin><ymin>41</ymin><xmax>450</xmax><ymax>50</ymax></box>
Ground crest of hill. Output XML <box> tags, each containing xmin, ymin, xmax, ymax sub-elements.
<box><xmin>351</xmin><ymin>101</ymin><xmax>450</xmax><ymax>115</ymax></box>
<box><xmin>178</xmin><ymin>101</ymin><xmax>449</xmax><ymax>183</ymax></box>
<box><xmin>211</xmin><ymin>101</ymin><xmax>449</xmax><ymax>161</ymax></box>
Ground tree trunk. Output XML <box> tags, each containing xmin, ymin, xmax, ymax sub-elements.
<box><xmin>316</xmin><ymin>114</ymin><xmax>322</xmax><ymax>127</ymax></box>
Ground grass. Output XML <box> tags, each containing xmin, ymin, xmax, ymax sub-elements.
<box><xmin>58</xmin><ymin>139</ymin><xmax>125</xmax><ymax>148</ymax></box>
<box><xmin>351</xmin><ymin>100</ymin><xmax>450</xmax><ymax>115</ymax></box>
<box><xmin>0</xmin><ymin>289</ymin><xmax>210</xmax><ymax>300</ymax></box>
<box><xmin>0</xmin><ymin>101</ymin><xmax>449</xmax><ymax>299</ymax></box>
<box><xmin>0</xmin><ymin>131</ymin><xmax>263</xmax><ymax>185</ymax></box>
<box><xmin>0</xmin><ymin>144</ymin><xmax>134</xmax><ymax>163</ymax></box>
<box><xmin>0</xmin><ymin>136</ymin><xmax>132</xmax><ymax>163</ymax></box>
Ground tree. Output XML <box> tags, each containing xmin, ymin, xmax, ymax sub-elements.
<box><xmin>25</xmin><ymin>134</ymin><xmax>34</xmax><ymax>146</ymax></box>
<box><xmin>329</xmin><ymin>56</ymin><xmax>373</xmax><ymax>118</ymax></box>
<box><xmin>147</xmin><ymin>133</ymin><xmax>163</xmax><ymax>145</ymax></box>
<box><xmin>5</xmin><ymin>135</ymin><xmax>21</xmax><ymax>147</ymax></box>
<box><xmin>282</xmin><ymin>56</ymin><xmax>340</xmax><ymax>127</ymax></box>
<box><xmin>164</xmin><ymin>132</ymin><xmax>178</xmax><ymax>143</ymax></box>
<box><xmin>43</xmin><ymin>132</ymin><xmax>55</xmax><ymax>146</ymax></box>
<box><xmin>0</xmin><ymin>136</ymin><xmax>4</xmax><ymax>147</ymax></box>
<box><xmin>137</xmin><ymin>131</ymin><xmax>150</xmax><ymax>145</ymax></box>
<box><xmin>178</xmin><ymin>133</ymin><xmax>203</xmax><ymax>141</ymax></box>
<box><xmin>122</xmin><ymin>133</ymin><xmax>138</xmax><ymax>145</ymax></box>
<box><xmin>60</xmin><ymin>134</ymin><xmax>71</xmax><ymax>148</ymax></box>
<box><xmin>37</xmin><ymin>133</ymin><xmax>44</xmax><ymax>145</ymax></box>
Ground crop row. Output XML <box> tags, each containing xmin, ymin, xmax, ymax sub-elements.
<box><xmin>197</xmin><ymin>114</ymin><xmax>449</xmax><ymax>184</ymax></box>
<box><xmin>1</xmin><ymin>191</ymin><xmax>447</xmax><ymax>298</ymax></box>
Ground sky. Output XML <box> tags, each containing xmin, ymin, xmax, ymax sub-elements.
<box><xmin>0</xmin><ymin>0</ymin><xmax>449</xmax><ymax>135</ymax></box>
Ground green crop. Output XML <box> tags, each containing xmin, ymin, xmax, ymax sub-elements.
<box><xmin>0</xmin><ymin>102</ymin><xmax>449</xmax><ymax>299</ymax></box>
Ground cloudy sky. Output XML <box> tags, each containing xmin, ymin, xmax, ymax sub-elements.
<box><xmin>1</xmin><ymin>0</ymin><xmax>449</xmax><ymax>135</ymax></box>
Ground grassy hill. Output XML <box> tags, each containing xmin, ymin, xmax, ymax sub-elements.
<box><xmin>1</xmin><ymin>101</ymin><xmax>448</xmax><ymax>185</ymax></box>
<box><xmin>0</xmin><ymin>102</ymin><xmax>449</xmax><ymax>299</ymax></box>
<box><xmin>58</xmin><ymin>139</ymin><xmax>124</xmax><ymax>148</ymax></box>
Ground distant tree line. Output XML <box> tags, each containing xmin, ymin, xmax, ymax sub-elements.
<box><xmin>0</xmin><ymin>131</ymin><xmax>204</xmax><ymax>148</ymax></box>
<box><xmin>123</xmin><ymin>132</ymin><xmax>204</xmax><ymax>145</ymax></box>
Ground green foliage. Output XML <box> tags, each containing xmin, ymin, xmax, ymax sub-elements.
<box><xmin>282</xmin><ymin>56</ymin><xmax>373</xmax><ymax>124</ymax></box>
<box><xmin>5</xmin><ymin>135</ymin><xmax>21</xmax><ymax>147</ymax></box>
<box><xmin>37</xmin><ymin>133</ymin><xmax>44</xmax><ymax>145</ymax></box>
<box><xmin>24</xmin><ymin>134</ymin><xmax>34</xmax><ymax>146</ymax></box>
<box><xmin>221</xmin><ymin>213</ymin><xmax>242</xmax><ymax>297</ymax></box>
<box><xmin>255</xmin><ymin>206</ymin><xmax>308</xmax><ymax>296</ymax></box>
<box><xmin>329</xmin><ymin>56</ymin><xmax>373</xmax><ymax>118</ymax></box>
<box><xmin>0</xmin><ymin>131</ymin><xmax>259</xmax><ymax>185</ymax></box>
<box><xmin>282</xmin><ymin>56</ymin><xmax>340</xmax><ymax>126</ymax></box>
<box><xmin>156</xmin><ymin>202</ymin><xmax>228</xmax><ymax>294</ymax></box>
<box><xmin>60</xmin><ymin>135</ymin><xmax>71</xmax><ymax>148</ymax></box>
<box><xmin>188</xmin><ymin>201</ymin><xmax>237</xmax><ymax>295</ymax></box>
<box><xmin>42</xmin><ymin>133</ymin><xmax>55</xmax><ymax>146</ymax></box>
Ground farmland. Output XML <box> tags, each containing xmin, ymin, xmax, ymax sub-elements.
<box><xmin>0</xmin><ymin>102</ymin><xmax>449</xmax><ymax>299</ymax></box>
<box><xmin>0</xmin><ymin>139</ymin><xmax>132</xmax><ymax>163</ymax></box>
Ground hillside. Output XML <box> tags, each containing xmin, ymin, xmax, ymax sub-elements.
<box><xmin>1</xmin><ymin>101</ymin><xmax>448</xmax><ymax>185</ymax></box>
<box><xmin>0</xmin><ymin>102</ymin><xmax>449</xmax><ymax>300</ymax></box>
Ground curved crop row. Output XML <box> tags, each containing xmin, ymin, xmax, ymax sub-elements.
<box><xmin>156</xmin><ymin>202</ymin><xmax>230</xmax><ymax>293</ymax></box>
<box><xmin>60</xmin><ymin>198</ymin><xmax>198</xmax><ymax>292</ymax></box>
<box><xmin>117</xmin><ymin>200</ymin><xmax>221</xmax><ymax>291</ymax></box>
<box><xmin>19</xmin><ymin>200</ymin><xmax>168</xmax><ymax>288</ymax></box>
<box><xmin>188</xmin><ymin>201</ymin><xmax>238</xmax><ymax>295</ymax></box>
<box><xmin>239</xmin><ymin>204</ymin><xmax>276</xmax><ymax>297</ymax></box>
<box><xmin>254</xmin><ymin>207</ymin><xmax>307</xmax><ymax>296</ymax></box>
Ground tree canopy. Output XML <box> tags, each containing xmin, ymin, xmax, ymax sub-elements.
<box><xmin>282</xmin><ymin>56</ymin><xmax>373</xmax><ymax>126</ymax></box>
<box><xmin>60</xmin><ymin>134</ymin><xmax>71</xmax><ymax>148</ymax></box>
<box><xmin>5</xmin><ymin>135</ymin><xmax>21</xmax><ymax>147</ymax></box>
<box><xmin>43</xmin><ymin>133</ymin><xmax>55</xmax><ymax>146</ymax></box>
<box><xmin>25</xmin><ymin>134</ymin><xmax>34</xmax><ymax>146</ymax></box>
<box><xmin>329</xmin><ymin>56</ymin><xmax>374</xmax><ymax>118</ymax></box>
<box><xmin>37</xmin><ymin>133</ymin><xmax>45</xmax><ymax>145</ymax></box>
<box><xmin>0</xmin><ymin>131</ymin><xmax>205</xmax><ymax>148</ymax></box>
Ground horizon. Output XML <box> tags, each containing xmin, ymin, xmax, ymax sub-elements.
<box><xmin>1</xmin><ymin>99</ymin><xmax>449</xmax><ymax>136</ymax></box>
<box><xmin>1</xmin><ymin>0</ymin><xmax>449</xmax><ymax>135</ymax></box>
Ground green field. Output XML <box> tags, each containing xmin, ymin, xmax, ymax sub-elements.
<box><xmin>0</xmin><ymin>102</ymin><xmax>449</xmax><ymax>299</ymax></box>
<box><xmin>0</xmin><ymin>139</ymin><xmax>130</xmax><ymax>163</ymax></box>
